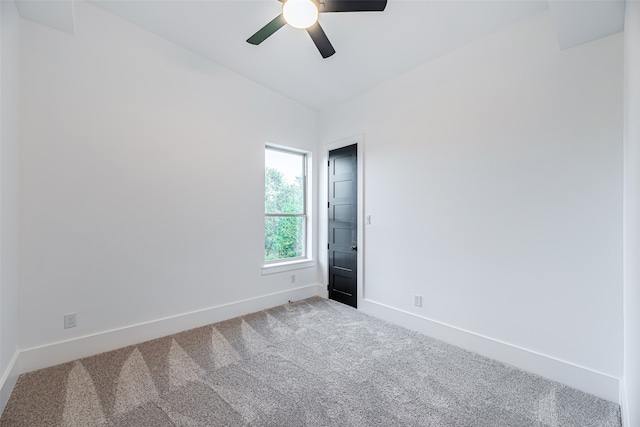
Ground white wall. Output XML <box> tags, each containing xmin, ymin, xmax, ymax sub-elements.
<box><xmin>0</xmin><ymin>0</ymin><xmax>21</xmax><ymax>411</ymax></box>
<box><xmin>319</xmin><ymin>10</ymin><xmax>623</xmax><ymax>401</ymax></box>
<box><xmin>19</xmin><ymin>2</ymin><xmax>318</xmax><ymax>367</ymax></box>
<box><xmin>12</xmin><ymin>0</ymin><xmax>628</xmax><ymax>411</ymax></box>
<box><xmin>623</xmin><ymin>1</ymin><xmax>640</xmax><ymax>425</ymax></box>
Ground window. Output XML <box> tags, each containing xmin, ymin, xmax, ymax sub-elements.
<box><xmin>264</xmin><ymin>146</ymin><xmax>308</xmax><ymax>263</ymax></box>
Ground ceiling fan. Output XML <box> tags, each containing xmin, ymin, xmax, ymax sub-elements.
<box><xmin>247</xmin><ymin>0</ymin><xmax>388</xmax><ymax>59</ymax></box>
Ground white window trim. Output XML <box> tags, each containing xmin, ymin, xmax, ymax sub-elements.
<box><xmin>264</xmin><ymin>143</ymin><xmax>313</xmax><ymax>271</ymax></box>
<box><xmin>261</xmin><ymin>259</ymin><xmax>316</xmax><ymax>275</ymax></box>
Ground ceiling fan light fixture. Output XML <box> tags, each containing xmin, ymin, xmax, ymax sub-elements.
<box><xmin>282</xmin><ymin>0</ymin><xmax>319</xmax><ymax>29</ymax></box>
<box><xmin>247</xmin><ymin>0</ymin><xmax>387</xmax><ymax>59</ymax></box>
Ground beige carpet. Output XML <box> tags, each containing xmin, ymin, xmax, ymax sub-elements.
<box><xmin>0</xmin><ymin>297</ymin><xmax>621</xmax><ymax>426</ymax></box>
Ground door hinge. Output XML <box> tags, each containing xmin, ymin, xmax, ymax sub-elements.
<box><xmin>328</xmin><ymin>202</ymin><xmax>330</xmax><ymax>208</ymax></box>
<box><xmin>327</xmin><ymin>284</ymin><xmax>330</xmax><ymax>291</ymax></box>
<box><xmin>328</xmin><ymin>161</ymin><xmax>330</xmax><ymax>167</ymax></box>
<box><xmin>327</xmin><ymin>243</ymin><xmax>330</xmax><ymax>250</ymax></box>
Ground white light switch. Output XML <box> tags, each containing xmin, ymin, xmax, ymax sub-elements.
<box><xmin>365</xmin><ymin>214</ymin><xmax>372</xmax><ymax>225</ymax></box>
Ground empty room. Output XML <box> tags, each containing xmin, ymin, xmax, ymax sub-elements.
<box><xmin>0</xmin><ymin>0</ymin><xmax>639</xmax><ymax>425</ymax></box>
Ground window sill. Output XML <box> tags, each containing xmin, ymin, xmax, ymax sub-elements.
<box><xmin>261</xmin><ymin>259</ymin><xmax>316</xmax><ymax>275</ymax></box>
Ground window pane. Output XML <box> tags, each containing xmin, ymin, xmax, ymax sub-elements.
<box><xmin>265</xmin><ymin>216</ymin><xmax>305</xmax><ymax>261</ymax></box>
<box><xmin>265</xmin><ymin>149</ymin><xmax>304</xmax><ymax>214</ymax></box>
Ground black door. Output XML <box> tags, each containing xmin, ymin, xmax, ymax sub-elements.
<box><xmin>328</xmin><ymin>144</ymin><xmax>358</xmax><ymax>308</ymax></box>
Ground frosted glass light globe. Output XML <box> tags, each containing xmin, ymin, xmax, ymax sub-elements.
<box><xmin>283</xmin><ymin>0</ymin><xmax>319</xmax><ymax>29</ymax></box>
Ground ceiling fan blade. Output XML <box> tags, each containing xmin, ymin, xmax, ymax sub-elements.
<box><xmin>318</xmin><ymin>0</ymin><xmax>387</xmax><ymax>13</ymax></box>
<box><xmin>306</xmin><ymin>22</ymin><xmax>335</xmax><ymax>58</ymax></box>
<box><xmin>247</xmin><ymin>14</ymin><xmax>286</xmax><ymax>45</ymax></box>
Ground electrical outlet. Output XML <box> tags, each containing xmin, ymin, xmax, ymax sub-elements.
<box><xmin>291</xmin><ymin>274</ymin><xmax>296</xmax><ymax>284</ymax></box>
<box><xmin>64</xmin><ymin>313</ymin><xmax>77</xmax><ymax>329</ymax></box>
<box><xmin>413</xmin><ymin>295</ymin><xmax>422</xmax><ymax>307</ymax></box>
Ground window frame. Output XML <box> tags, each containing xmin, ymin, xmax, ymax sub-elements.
<box><xmin>263</xmin><ymin>144</ymin><xmax>313</xmax><ymax>271</ymax></box>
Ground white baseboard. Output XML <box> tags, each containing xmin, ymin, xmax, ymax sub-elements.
<box><xmin>360</xmin><ymin>298</ymin><xmax>620</xmax><ymax>404</ymax></box>
<box><xmin>0</xmin><ymin>351</ymin><xmax>20</xmax><ymax>415</ymax></box>
<box><xmin>620</xmin><ymin>380</ymin><xmax>629</xmax><ymax>427</ymax></box>
<box><xmin>316</xmin><ymin>283</ymin><xmax>328</xmax><ymax>299</ymax></box>
<box><xmin>19</xmin><ymin>285</ymin><xmax>320</xmax><ymax>374</ymax></box>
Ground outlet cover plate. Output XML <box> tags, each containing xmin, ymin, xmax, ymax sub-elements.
<box><xmin>64</xmin><ymin>313</ymin><xmax>77</xmax><ymax>329</ymax></box>
<box><xmin>413</xmin><ymin>295</ymin><xmax>422</xmax><ymax>307</ymax></box>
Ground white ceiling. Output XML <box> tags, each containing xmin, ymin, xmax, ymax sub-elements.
<box><xmin>15</xmin><ymin>0</ymin><xmax>626</xmax><ymax>111</ymax></box>
<box><xmin>14</xmin><ymin>0</ymin><xmax>76</xmax><ymax>35</ymax></box>
<box><xmin>548</xmin><ymin>0</ymin><xmax>625</xmax><ymax>49</ymax></box>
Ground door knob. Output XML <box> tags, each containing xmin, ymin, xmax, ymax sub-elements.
<box><xmin>351</xmin><ymin>246</ymin><xmax>357</xmax><ymax>251</ymax></box>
